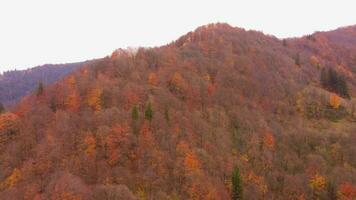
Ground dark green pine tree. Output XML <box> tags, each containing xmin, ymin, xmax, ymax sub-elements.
<box><xmin>232</xmin><ymin>166</ymin><xmax>243</xmax><ymax>200</ymax></box>
<box><xmin>36</xmin><ymin>81</ymin><xmax>44</xmax><ymax>96</ymax></box>
<box><xmin>131</xmin><ymin>105</ymin><xmax>139</xmax><ymax>135</ymax></box>
<box><xmin>145</xmin><ymin>102</ymin><xmax>153</xmax><ymax>122</ymax></box>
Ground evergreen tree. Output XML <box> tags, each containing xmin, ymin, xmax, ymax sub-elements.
<box><xmin>0</xmin><ymin>102</ymin><xmax>5</xmax><ymax>114</ymax></box>
<box><xmin>131</xmin><ymin>105</ymin><xmax>139</xmax><ymax>135</ymax></box>
<box><xmin>320</xmin><ymin>68</ymin><xmax>350</xmax><ymax>99</ymax></box>
<box><xmin>36</xmin><ymin>81</ymin><xmax>44</xmax><ymax>96</ymax></box>
<box><xmin>145</xmin><ymin>102</ymin><xmax>153</xmax><ymax>122</ymax></box>
<box><xmin>132</xmin><ymin>105</ymin><xmax>139</xmax><ymax>121</ymax></box>
<box><xmin>232</xmin><ymin>166</ymin><xmax>243</xmax><ymax>200</ymax></box>
<box><xmin>164</xmin><ymin>107</ymin><xmax>170</xmax><ymax>122</ymax></box>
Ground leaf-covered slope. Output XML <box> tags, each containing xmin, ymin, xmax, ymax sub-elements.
<box><xmin>0</xmin><ymin>23</ymin><xmax>355</xmax><ymax>200</ymax></box>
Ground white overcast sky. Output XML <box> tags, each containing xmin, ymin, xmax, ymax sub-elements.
<box><xmin>0</xmin><ymin>0</ymin><xmax>355</xmax><ymax>72</ymax></box>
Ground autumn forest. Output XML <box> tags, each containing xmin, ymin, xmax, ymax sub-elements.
<box><xmin>0</xmin><ymin>23</ymin><xmax>356</xmax><ymax>199</ymax></box>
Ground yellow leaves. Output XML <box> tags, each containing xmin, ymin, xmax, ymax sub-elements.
<box><xmin>148</xmin><ymin>73</ymin><xmax>158</xmax><ymax>86</ymax></box>
<box><xmin>310</xmin><ymin>56</ymin><xmax>320</xmax><ymax>68</ymax></box>
<box><xmin>309</xmin><ymin>173</ymin><xmax>326</xmax><ymax>191</ymax></box>
<box><xmin>87</xmin><ymin>88</ymin><xmax>103</xmax><ymax>111</ymax></box>
<box><xmin>169</xmin><ymin>72</ymin><xmax>186</xmax><ymax>94</ymax></box>
<box><xmin>240</xmin><ymin>154</ymin><xmax>249</xmax><ymax>163</ymax></box>
<box><xmin>84</xmin><ymin>135</ymin><xmax>96</xmax><ymax>157</ymax></box>
<box><xmin>263</xmin><ymin>132</ymin><xmax>275</xmax><ymax>150</ymax></box>
<box><xmin>203</xmin><ymin>74</ymin><xmax>211</xmax><ymax>82</ymax></box>
<box><xmin>246</xmin><ymin>171</ymin><xmax>268</xmax><ymax>195</ymax></box>
<box><xmin>1</xmin><ymin>168</ymin><xmax>21</xmax><ymax>189</ymax></box>
<box><xmin>0</xmin><ymin>113</ymin><xmax>19</xmax><ymax>143</ymax></box>
<box><xmin>330</xmin><ymin>93</ymin><xmax>341</xmax><ymax>109</ymax></box>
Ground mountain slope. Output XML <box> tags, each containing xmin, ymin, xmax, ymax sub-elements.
<box><xmin>0</xmin><ymin>62</ymin><xmax>85</xmax><ymax>106</ymax></box>
<box><xmin>0</xmin><ymin>23</ymin><xmax>355</xmax><ymax>199</ymax></box>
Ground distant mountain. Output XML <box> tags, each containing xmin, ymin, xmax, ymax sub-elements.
<box><xmin>0</xmin><ymin>23</ymin><xmax>355</xmax><ymax>199</ymax></box>
<box><xmin>0</xmin><ymin>62</ymin><xmax>85</xmax><ymax>106</ymax></box>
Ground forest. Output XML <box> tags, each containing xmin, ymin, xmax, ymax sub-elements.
<box><xmin>0</xmin><ymin>23</ymin><xmax>356</xmax><ymax>199</ymax></box>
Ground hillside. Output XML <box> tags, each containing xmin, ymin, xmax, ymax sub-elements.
<box><xmin>0</xmin><ymin>23</ymin><xmax>355</xmax><ymax>199</ymax></box>
<box><xmin>0</xmin><ymin>62</ymin><xmax>85</xmax><ymax>106</ymax></box>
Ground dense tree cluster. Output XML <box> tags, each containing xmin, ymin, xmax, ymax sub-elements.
<box><xmin>321</xmin><ymin>68</ymin><xmax>350</xmax><ymax>98</ymax></box>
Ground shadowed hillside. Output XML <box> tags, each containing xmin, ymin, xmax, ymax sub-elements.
<box><xmin>0</xmin><ymin>23</ymin><xmax>355</xmax><ymax>199</ymax></box>
<box><xmin>0</xmin><ymin>62</ymin><xmax>85</xmax><ymax>106</ymax></box>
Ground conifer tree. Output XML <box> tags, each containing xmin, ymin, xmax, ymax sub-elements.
<box><xmin>145</xmin><ymin>102</ymin><xmax>153</xmax><ymax>122</ymax></box>
<box><xmin>232</xmin><ymin>166</ymin><xmax>243</xmax><ymax>200</ymax></box>
<box><xmin>0</xmin><ymin>102</ymin><xmax>5</xmax><ymax>114</ymax></box>
<box><xmin>36</xmin><ymin>81</ymin><xmax>44</xmax><ymax>96</ymax></box>
<box><xmin>132</xmin><ymin>105</ymin><xmax>139</xmax><ymax>121</ymax></box>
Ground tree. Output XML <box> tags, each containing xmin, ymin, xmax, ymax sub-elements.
<box><xmin>145</xmin><ymin>102</ymin><xmax>153</xmax><ymax>122</ymax></box>
<box><xmin>148</xmin><ymin>73</ymin><xmax>158</xmax><ymax>86</ymax></box>
<box><xmin>321</xmin><ymin>68</ymin><xmax>350</xmax><ymax>98</ymax></box>
<box><xmin>232</xmin><ymin>166</ymin><xmax>243</xmax><ymax>200</ymax></box>
<box><xmin>84</xmin><ymin>134</ymin><xmax>96</xmax><ymax>157</ymax></box>
<box><xmin>87</xmin><ymin>87</ymin><xmax>103</xmax><ymax>111</ymax></box>
<box><xmin>131</xmin><ymin>105</ymin><xmax>139</xmax><ymax>135</ymax></box>
<box><xmin>0</xmin><ymin>112</ymin><xmax>19</xmax><ymax>138</ymax></box>
<box><xmin>329</xmin><ymin>94</ymin><xmax>341</xmax><ymax>109</ymax></box>
<box><xmin>263</xmin><ymin>132</ymin><xmax>275</xmax><ymax>150</ymax></box>
<box><xmin>36</xmin><ymin>81</ymin><xmax>44</xmax><ymax>96</ymax></box>
<box><xmin>1</xmin><ymin>168</ymin><xmax>21</xmax><ymax>189</ymax></box>
<box><xmin>0</xmin><ymin>102</ymin><xmax>5</xmax><ymax>114</ymax></box>
<box><xmin>132</xmin><ymin>105</ymin><xmax>139</xmax><ymax>121</ymax></box>
<box><xmin>309</xmin><ymin>173</ymin><xmax>326</xmax><ymax>199</ymax></box>
<box><xmin>310</xmin><ymin>56</ymin><xmax>320</xmax><ymax>68</ymax></box>
<box><xmin>338</xmin><ymin>183</ymin><xmax>356</xmax><ymax>200</ymax></box>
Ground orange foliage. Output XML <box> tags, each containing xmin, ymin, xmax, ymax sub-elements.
<box><xmin>84</xmin><ymin>135</ymin><xmax>96</xmax><ymax>157</ymax></box>
<box><xmin>138</xmin><ymin>122</ymin><xmax>156</xmax><ymax>149</ymax></box>
<box><xmin>106</xmin><ymin>125</ymin><xmax>129</xmax><ymax>166</ymax></box>
<box><xmin>0</xmin><ymin>113</ymin><xmax>19</xmax><ymax>133</ymax></box>
<box><xmin>184</xmin><ymin>151</ymin><xmax>201</xmax><ymax>174</ymax></box>
<box><xmin>1</xmin><ymin>168</ymin><xmax>21</xmax><ymax>189</ymax></box>
<box><xmin>263</xmin><ymin>132</ymin><xmax>275</xmax><ymax>150</ymax></box>
<box><xmin>87</xmin><ymin>88</ymin><xmax>102</xmax><ymax>111</ymax></box>
<box><xmin>330</xmin><ymin>94</ymin><xmax>341</xmax><ymax>109</ymax></box>
<box><xmin>207</xmin><ymin>84</ymin><xmax>215</xmax><ymax>96</ymax></box>
<box><xmin>0</xmin><ymin>113</ymin><xmax>19</xmax><ymax>142</ymax></box>
<box><xmin>52</xmin><ymin>192</ymin><xmax>82</xmax><ymax>200</ymax></box>
<box><xmin>246</xmin><ymin>171</ymin><xmax>268</xmax><ymax>195</ymax></box>
<box><xmin>148</xmin><ymin>73</ymin><xmax>158</xmax><ymax>86</ymax></box>
<box><xmin>169</xmin><ymin>72</ymin><xmax>186</xmax><ymax>93</ymax></box>
<box><xmin>338</xmin><ymin>183</ymin><xmax>356</xmax><ymax>200</ymax></box>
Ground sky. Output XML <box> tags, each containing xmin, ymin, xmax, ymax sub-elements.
<box><xmin>0</xmin><ymin>0</ymin><xmax>355</xmax><ymax>72</ymax></box>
